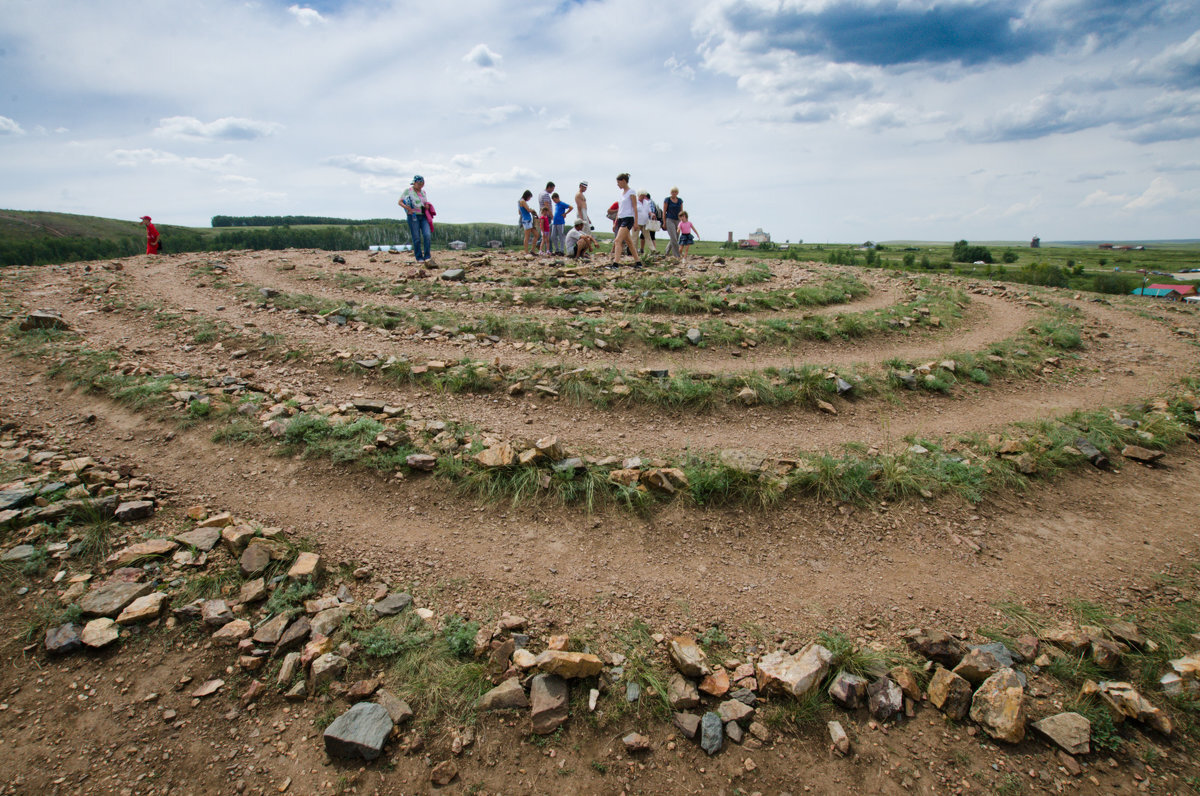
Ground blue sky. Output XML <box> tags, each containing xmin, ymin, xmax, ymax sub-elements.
<box><xmin>1</xmin><ymin>0</ymin><xmax>1197</xmax><ymax>242</ymax></box>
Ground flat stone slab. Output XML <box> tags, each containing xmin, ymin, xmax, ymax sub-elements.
<box><xmin>106</xmin><ymin>538</ymin><xmax>176</xmax><ymax>567</ymax></box>
<box><xmin>323</xmin><ymin>702</ymin><xmax>394</xmax><ymax>761</ymax></box>
<box><xmin>1033</xmin><ymin>712</ymin><xmax>1091</xmax><ymax>755</ymax></box>
<box><xmin>116</xmin><ymin>592</ymin><xmax>168</xmax><ymax>625</ymax></box>
<box><xmin>80</xmin><ymin>581</ymin><xmax>154</xmax><ymax>618</ymax></box>
<box><xmin>114</xmin><ymin>500</ymin><xmax>155</xmax><ymax>523</ymax></box>
<box><xmin>373</xmin><ymin>592</ymin><xmax>412</xmax><ymax>617</ymax></box>
<box><xmin>173</xmin><ymin>528</ymin><xmax>221</xmax><ymax>551</ymax></box>
<box><xmin>81</xmin><ymin>618</ymin><xmax>120</xmax><ymax>648</ymax></box>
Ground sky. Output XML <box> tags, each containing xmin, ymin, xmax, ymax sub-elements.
<box><xmin>1</xmin><ymin>0</ymin><xmax>1198</xmax><ymax>243</ymax></box>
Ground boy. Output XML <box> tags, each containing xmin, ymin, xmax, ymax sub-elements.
<box><xmin>551</xmin><ymin>192</ymin><xmax>573</xmax><ymax>255</ymax></box>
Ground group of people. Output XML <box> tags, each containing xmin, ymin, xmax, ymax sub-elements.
<box><xmin>520</xmin><ymin>175</ymin><xmax>699</xmax><ymax>265</ymax></box>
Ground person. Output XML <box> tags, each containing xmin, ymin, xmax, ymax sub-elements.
<box><xmin>398</xmin><ymin>175</ymin><xmax>433</xmax><ymax>265</ymax></box>
<box><xmin>636</xmin><ymin>191</ymin><xmax>656</xmax><ymax>255</ymax></box>
<box><xmin>140</xmin><ymin>215</ymin><xmax>160</xmax><ymax>254</ymax></box>
<box><xmin>564</xmin><ymin>218</ymin><xmax>596</xmax><ymax>259</ymax></box>
<box><xmin>610</xmin><ymin>173</ymin><xmax>641</xmax><ymax>266</ymax></box>
<box><xmin>662</xmin><ymin>187</ymin><xmax>683</xmax><ymax>258</ymax></box>
<box><xmin>550</xmin><ymin>192</ymin><xmax>573</xmax><ymax>255</ymax></box>
<box><xmin>518</xmin><ymin>190</ymin><xmax>539</xmax><ymax>254</ymax></box>
<box><xmin>574</xmin><ymin>181</ymin><xmax>592</xmax><ymax>232</ymax></box>
<box><xmin>538</xmin><ymin>182</ymin><xmax>554</xmax><ymax>217</ymax></box>
<box><xmin>539</xmin><ymin>207</ymin><xmax>552</xmax><ymax>254</ymax></box>
<box><xmin>678</xmin><ymin>210</ymin><xmax>699</xmax><ymax>263</ymax></box>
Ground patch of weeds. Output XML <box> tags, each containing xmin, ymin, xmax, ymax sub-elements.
<box><xmin>176</xmin><ymin>566</ymin><xmax>242</xmax><ymax>604</ymax></box>
<box><xmin>590</xmin><ymin>761</ymin><xmax>608</xmax><ymax>775</ymax></box>
<box><xmin>264</xmin><ymin>578</ymin><xmax>317</xmax><ymax>614</ymax></box>
<box><xmin>20</xmin><ymin>546</ymin><xmax>49</xmax><ymax>577</ymax></box>
<box><xmin>995</xmin><ymin>773</ymin><xmax>1024</xmax><ymax>796</ymax></box>
<box><xmin>758</xmin><ymin>687</ymin><xmax>827</xmax><ymax>732</ymax></box>
<box><xmin>23</xmin><ymin>599</ymin><xmax>82</xmax><ymax>644</ymax></box>
<box><xmin>443</xmin><ymin>614</ymin><xmax>480</xmax><ymax>658</ymax></box>
<box><xmin>1068</xmin><ymin>695</ymin><xmax>1122</xmax><ymax>751</ymax></box>
<box><xmin>697</xmin><ymin>625</ymin><xmax>730</xmax><ymax>656</ymax></box>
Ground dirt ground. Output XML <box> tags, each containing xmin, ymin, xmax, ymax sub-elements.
<box><xmin>1</xmin><ymin>249</ymin><xmax>1198</xmax><ymax>795</ymax></box>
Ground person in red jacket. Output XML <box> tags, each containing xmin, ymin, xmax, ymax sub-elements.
<box><xmin>140</xmin><ymin>215</ymin><xmax>160</xmax><ymax>254</ymax></box>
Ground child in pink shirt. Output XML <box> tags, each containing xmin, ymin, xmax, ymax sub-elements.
<box><xmin>677</xmin><ymin>211</ymin><xmax>698</xmax><ymax>263</ymax></box>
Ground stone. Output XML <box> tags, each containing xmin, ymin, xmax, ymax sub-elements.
<box><xmin>699</xmin><ymin>667</ymin><xmax>731</xmax><ymax>697</ymax></box>
<box><xmin>890</xmin><ymin>666</ymin><xmax>923</xmax><ymax>701</ymax></box>
<box><xmin>20</xmin><ymin>310</ymin><xmax>69</xmax><ymax>331</ymax></box>
<box><xmin>116</xmin><ymin>592</ymin><xmax>168</xmax><ymax>625</ymax></box>
<box><xmin>191</xmin><ymin>679</ymin><xmax>224</xmax><ymax>698</ymax></box>
<box><xmin>275</xmin><ymin>615</ymin><xmax>311</xmax><ymax>652</ymax></box>
<box><xmin>238</xmin><ymin>577</ymin><xmax>267</xmax><ymax>604</ymax></box>
<box><xmin>253</xmin><ymin>613</ymin><xmax>292</xmax><ymax>645</ymax></box>
<box><xmin>113</xmin><ymin>500</ymin><xmax>155</xmax><ymax>523</ymax></box>
<box><xmin>953</xmin><ymin>646</ymin><xmax>1008</xmax><ymax>685</ymax></box>
<box><xmin>105</xmin><ymin>538</ymin><xmax>176</xmax><ymax>568</ymax></box>
<box><xmin>201</xmin><ymin>599</ymin><xmax>235</xmax><ymax>628</ymax></box>
<box><xmin>904</xmin><ymin>628</ymin><xmax>966</xmax><ymax>668</ymax></box>
<box><xmin>474</xmin><ymin>442</ymin><xmax>515</xmax><ymax>467</ymax></box>
<box><xmin>81</xmin><ymin>617</ymin><xmax>120</xmax><ymax>648</ymax></box>
<box><xmin>80</xmin><ymin>581</ymin><xmax>153</xmax><ymax>617</ymax></box>
<box><xmin>346</xmin><ymin>678</ymin><xmax>381</xmax><ymax>701</ymax></box>
<box><xmin>239</xmin><ymin>543</ymin><xmax>273</xmax><ymax>577</ymax></box>
<box><xmin>533</xmin><ymin>650</ymin><xmax>604</xmax><ymax>679</ymax></box>
<box><xmin>173</xmin><ymin>528</ymin><xmax>220</xmax><ymax>553</ymax></box>
<box><xmin>668</xmin><ymin>673</ymin><xmax>701</xmax><ymax>710</ymax></box>
<box><xmin>868</xmin><ymin>677</ymin><xmax>904</xmax><ymax>721</ymax></box>
<box><xmin>1083</xmin><ymin>680</ymin><xmax>1172</xmax><ymax>735</ymax></box>
<box><xmin>669</xmin><ymin>636</ymin><xmax>710</xmax><ymax>677</ymax></box>
<box><xmin>927</xmin><ymin>667</ymin><xmax>974</xmax><ymax>720</ymax></box>
<box><xmin>756</xmin><ymin>643</ymin><xmax>833</xmax><ymax>699</ymax></box>
<box><xmin>477</xmin><ymin>678</ymin><xmax>529</xmax><ymax>711</ymax></box>
<box><xmin>373</xmin><ymin>592</ymin><xmax>412</xmax><ymax>616</ymax></box>
<box><xmin>700</xmin><ymin>711</ymin><xmax>724</xmax><ymax>755</ymax></box>
<box><xmin>310</xmin><ymin>605</ymin><xmax>351</xmax><ymax>637</ymax></box>
<box><xmin>288</xmin><ymin>552</ymin><xmax>322</xmax><ymax>580</ymax></box>
<box><xmin>827</xmin><ymin>671</ymin><xmax>869</xmax><ymax>709</ymax></box>
<box><xmin>277</xmin><ymin>652</ymin><xmax>301</xmax><ymax>685</ymax></box>
<box><xmin>623</xmin><ymin>732</ymin><xmax>651</xmax><ymax>752</ymax></box>
<box><xmin>310</xmin><ymin>653</ymin><xmax>349</xmax><ymax>693</ymax></box>
<box><xmin>725</xmin><ymin>721</ymin><xmax>744</xmax><ymax>743</ymax></box>
<box><xmin>674</xmin><ymin>712</ymin><xmax>701</xmax><ymax>738</ymax></box>
<box><xmin>1033</xmin><ymin>712</ymin><xmax>1091</xmax><ymax>755</ymax></box>
<box><xmin>430</xmin><ymin>760</ymin><xmax>458</xmax><ymax>786</ymax></box>
<box><xmin>828</xmin><ymin>720</ymin><xmax>851</xmax><ymax>755</ymax></box>
<box><xmin>406</xmin><ymin>453</ymin><xmax>437</xmax><ymax>471</ymax></box>
<box><xmin>1091</xmin><ymin>639</ymin><xmax>1125</xmax><ymax>670</ymax></box>
<box><xmin>198</xmin><ymin>511</ymin><xmax>234</xmax><ymax>528</ymax></box>
<box><xmin>220</xmin><ymin>525</ymin><xmax>256</xmax><ymax>554</ymax></box>
<box><xmin>530</xmin><ymin>674</ymin><xmax>568</xmax><ymax>735</ymax></box>
<box><xmin>1121</xmin><ymin>445</ymin><xmax>1164</xmax><ymax>464</ymax></box>
<box><xmin>1</xmin><ymin>544</ymin><xmax>36</xmax><ymax>562</ymax></box>
<box><xmin>374</xmin><ymin>689</ymin><xmax>414</xmax><ymax>725</ymax></box>
<box><xmin>45</xmin><ymin>623</ymin><xmax>82</xmax><ymax>655</ymax></box>
<box><xmin>211</xmin><ymin>619</ymin><xmax>252</xmax><ymax>646</ymax></box>
<box><xmin>440</xmin><ymin>268</ymin><xmax>466</xmax><ymax>281</ymax></box>
<box><xmin>970</xmin><ymin>668</ymin><xmax>1027</xmax><ymax>743</ymax></box>
<box><xmin>323</xmin><ymin>702</ymin><xmax>393</xmax><ymax>761</ymax></box>
<box><xmin>1042</xmin><ymin>626</ymin><xmax>1089</xmax><ymax>654</ymax></box>
<box><xmin>1108</xmin><ymin>620</ymin><xmax>1147</xmax><ymax>649</ymax></box>
<box><xmin>718</xmin><ymin>698</ymin><xmax>755</xmax><ymax>725</ymax></box>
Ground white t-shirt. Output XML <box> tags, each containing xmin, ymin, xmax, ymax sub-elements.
<box><xmin>538</xmin><ymin>190</ymin><xmax>552</xmax><ymax>212</ymax></box>
<box><xmin>617</xmin><ymin>187</ymin><xmax>635</xmax><ymax>219</ymax></box>
<box><xmin>636</xmin><ymin>198</ymin><xmax>651</xmax><ymax>225</ymax></box>
<box><xmin>565</xmin><ymin>228</ymin><xmax>587</xmax><ymax>253</ymax></box>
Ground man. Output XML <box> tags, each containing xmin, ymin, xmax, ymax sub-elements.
<box><xmin>564</xmin><ymin>218</ymin><xmax>596</xmax><ymax>259</ymax></box>
<box><xmin>140</xmin><ymin>215</ymin><xmax>160</xmax><ymax>254</ymax></box>
<box><xmin>574</xmin><ymin>181</ymin><xmax>592</xmax><ymax>232</ymax></box>
<box><xmin>538</xmin><ymin>181</ymin><xmax>554</xmax><ymax>216</ymax></box>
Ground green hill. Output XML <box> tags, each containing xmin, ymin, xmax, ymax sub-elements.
<box><xmin>0</xmin><ymin>210</ymin><xmax>149</xmax><ymax>242</ymax></box>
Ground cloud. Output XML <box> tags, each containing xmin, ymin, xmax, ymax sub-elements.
<box><xmin>1081</xmin><ymin>189</ymin><xmax>1128</xmax><ymax>207</ymax></box>
<box><xmin>463</xmin><ymin>43</ymin><xmax>502</xmax><ymax>70</ymax></box>
<box><xmin>664</xmin><ymin>55</ymin><xmax>695</xmax><ymax>80</ymax></box>
<box><xmin>108</xmin><ymin>148</ymin><xmax>244</xmax><ymax>172</ymax></box>
<box><xmin>0</xmin><ymin>116</ymin><xmax>24</xmax><ymax>135</ymax></box>
<box><xmin>956</xmin><ymin>94</ymin><xmax>1108</xmax><ymax>142</ymax></box>
<box><xmin>450</xmin><ymin>148</ymin><xmax>496</xmax><ymax>168</ymax></box>
<box><xmin>469</xmin><ymin>104</ymin><xmax>523</xmax><ymax>125</ymax></box>
<box><xmin>324</xmin><ymin>154</ymin><xmax>415</xmax><ymax>176</ymax></box>
<box><xmin>547</xmin><ymin>115</ymin><xmax>571</xmax><ymax>131</ymax></box>
<box><xmin>287</xmin><ymin>5</ymin><xmax>325</xmax><ymax>27</ymax></box>
<box><xmin>462</xmin><ymin>167</ymin><xmax>538</xmax><ymax>187</ymax></box>
<box><xmin>1123</xmin><ymin>176</ymin><xmax>1178</xmax><ymax>210</ymax></box>
<box><xmin>155</xmin><ymin>116</ymin><xmax>282</xmax><ymax>141</ymax></box>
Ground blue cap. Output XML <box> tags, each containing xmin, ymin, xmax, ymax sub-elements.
<box><xmin>413</xmin><ymin>175</ymin><xmax>424</xmax><ymax>183</ymax></box>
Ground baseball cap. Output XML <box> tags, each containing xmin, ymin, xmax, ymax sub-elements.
<box><xmin>579</xmin><ymin>181</ymin><xmax>588</xmax><ymax>187</ymax></box>
<box><xmin>412</xmin><ymin>175</ymin><xmax>424</xmax><ymax>183</ymax></box>
<box><xmin>140</xmin><ymin>215</ymin><xmax>151</xmax><ymax>221</ymax></box>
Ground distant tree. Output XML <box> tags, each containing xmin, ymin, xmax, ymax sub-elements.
<box><xmin>952</xmin><ymin>239</ymin><xmax>993</xmax><ymax>264</ymax></box>
<box><xmin>1001</xmin><ymin>249</ymin><xmax>1018</xmax><ymax>263</ymax></box>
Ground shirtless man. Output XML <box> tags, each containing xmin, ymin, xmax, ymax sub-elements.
<box><xmin>574</xmin><ymin>181</ymin><xmax>592</xmax><ymax>232</ymax></box>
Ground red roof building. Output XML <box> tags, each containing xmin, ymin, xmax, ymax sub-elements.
<box><xmin>1148</xmin><ymin>284</ymin><xmax>1197</xmax><ymax>296</ymax></box>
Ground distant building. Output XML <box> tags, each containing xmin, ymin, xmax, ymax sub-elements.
<box><xmin>1148</xmin><ymin>283</ymin><xmax>1197</xmax><ymax>297</ymax></box>
<box><xmin>1099</xmin><ymin>243</ymin><xmax>1114</xmax><ymax>250</ymax></box>
<box><xmin>749</xmin><ymin>228</ymin><xmax>771</xmax><ymax>244</ymax></box>
<box><xmin>448</xmin><ymin>240</ymin><xmax>467</xmax><ymax>250</ymax></box>
<box><xmin>486</xmin><ymin>240</ymin><xmax>503</xmax><ymax>249</ymax></box>
<box><xmin>1030</xmin><ymin>236</ymin><xmax>1040</xmax><ymax>248</ymax></box>
<box><xmin>1132</xmin><ymin>287</ymin><xmax>1183</xmax><ymax>300</ymax></box>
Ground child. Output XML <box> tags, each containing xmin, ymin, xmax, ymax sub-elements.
<box><xmin>539</xmin><ymin>208</ymin><xmax>552</xmax><ymax>254</ymax></box>
<box><xmin>677</xmin><ymin>211</ymin><xmax>698</xmax><ymax>263</ymax></box>
<box><xmin>551</xmin><ymin>192</ymin><xmax>573</xmax><ymax>255</ymax></box>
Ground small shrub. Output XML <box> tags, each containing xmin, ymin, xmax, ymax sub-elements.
<box><xmin>443</xmin><ymin>614</ymin><xmax>480</xmax><ymax>658</ymax></box>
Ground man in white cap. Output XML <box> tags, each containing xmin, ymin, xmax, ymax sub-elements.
<box><xmin>564</xmin><ymin>218</ymin><xmax>596</xmax><ymax>259</ymax></box>
<box><xmin>574</xmin><ymin>181</ymin><xmax>592</xmax><ymax>232</ymax></box>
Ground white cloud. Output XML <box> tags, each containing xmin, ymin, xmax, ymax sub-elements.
<box><xmin>470</xmin><ymin>105</ymin><xmax>523</xmax><ymax>125</ymax></box>
<box><xmin>547</xmin><ymin>115</ymin><xmax>571</xmax><ymax>131</ymax></box>
<box><xmin>0</xmin><ymin>116</ymin><xmax>24</xmax><ymax>135</ymax></box>
<box><xmin>664</xmin><ymin>55</ymin><xmax>694</xmax><ymax>80</ymax></box>
<box><xmin>463</xmin><ymin>43</ymin><xmax>502</xmax><ymax>70</ymax></box>
<box><xmin>108</xmin><ymin>148</ymin><xmax>243</xmax><ymax>172</ymax></box>
<box><xmin>1124</xmin><ymin>176</ymin><xmax>1179</xmax><ymax>210</ymax></box>
<box><xmin>155</xmin><ymin>116</ymin><xmax>282</xmax><ymax>141</ymax></box>
<box><xmin>1081</xmin><ymin>189</ymin><xmax>1128</xmax><ymax>207</ymax></box>
<box><xmin>287</xmin><ymin>5</ymin><xmax>325</xmax><ymax>27</ymax></box>
<box><xmin>450</xmin><ymin>148</ymin><xmax>495</xmax><ymax>168</ymax></box>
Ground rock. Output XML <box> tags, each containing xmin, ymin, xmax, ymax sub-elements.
<box><xmin>238</xmin><ymin>577</ymin><xmax>267</xmax><ymax>604</ymax></box>
<box><xmin>20</xmin><ymin>310</ymin><xmax>70</xmax><ymax>331</ymax></box>
<box><xmin>211</xmin><ymin>619</ymin><xmax>252</xmax><ymax>646</ymax></box>
<box><xmin>927</xmin><ymin>667</ymin><xmax>973</xmax><ymax>720</ymax></box>
<box><xmin>116</xmin><ymin>592</ymin><xmax>168</xmax><ymax>625</ymax></box>
<box><xmin>81</xmin><ymin>617</ymin><xmax>120</xmax><ymax>648</ymax></box>
<box><xmin>373</xmin><ymin>592</ymin><xmax>412</xmax><ymax>616</ymax></box>
<box><xmin>1033</xmin><ymin>712</ymin><xmax>1091</xmax><ymax>755</ymax></box>
<box><xmin>718</xmin><ymin>698</ymin><xmax>755</xmax><ymax>725</ymax></box>
<box><xmin>105</xmin><ymin>538</ymin><xmax>176</xmax><ymax>568</ymax></box>
<box><xmin>623</xmin><ymin>732</ymin><xmax>651</xmax><ymax>752</ymax></box>
<box><xmin>275</xmin><ymin>615</ymin><xmax>311</xmax><ymax>652</ymax></box>
<box><xmin>668</xmin><ymin>636</ymin><xmax>710</xmax><ymax>677</ymax></box>
<box><xmin>1108</xmin><ymin>620</ymin><xmax>1147</xmax><ymax>649</ymax></box>
<box><xmin>374</xmin><ymin>689</ymin><xmax>414</xmax><ymax>725</ymax></box>
<box><xmin>310</xmin><ymin>605</ymin><xmax>352</xmax><ymax>637</ymax></box>
<box><xmin>80</xmin><ymin>581</ymin><xmax>153</xmax><ymax>617</ymax></box>
<box><xmin>1083</xmin><ymin>680</ymin><xmax>1173</xmax><ymax>735</ymax></box>
<box><xmin>406</xmin><ymin>453</ymin><xmax>438</xmax><ymax>471</ymax></box>
<box><xmin>737</xmin><ymin>387</ymin><xmax>758</xmax><ymax>406</ymax></box>
<box><xmin>346</xmin><ymin>678</ymin><xmax>381</xmax><ymax>701</ymax></box>
<box><xmin>756</xmin><ymin>643</ymin><xmax>833</xmax><ymax>699</ymax></box>
<box><xmin>530</xmin><ymin>674</ymin><xmax>568</xmax><ymax>735</ymax></box>
<box><xmin>1</xmin><ymin>544</ymin><xmax>36</xmax><ymax>562</ymax></box>
<box><xmin>828</xmin><ymin>671</ymin><xmax>869</xmax><ymax>709</ymax></box>
<box><xmin>323</xmin><ymin>702</ymin><xmax>394</xmax><ymax>761</ymax></box>
<box><xmin>829</xmin><ymin>720</ymin><xmax>851</xmax><ymax>755</ymax></box>
<box><xmin>868</xmin><ymin>677</ymin><xmax>904</xmax><ymax>721</ymax></box>
<box><xmin>699</xmin><ymin>667</ymin><xmax>731</xmax><ymax>698</ymax></box>
<box><xmin>113</xmin><ymin>500</ymin><xmax>155</xmax><ymax>523</ymax></box>
<box><xmin>904</xmin><ymin>628</ymin><xmax>966</xmax><ymax>668</ymax></box>
<box><xmin>191</xmin><ymin>679</ymin><xmax>224</xmax><ymax>698</ymax></box>
<box><xmin>686</xmin><ymin>328</ymin><xmax>702</xmax><ymax>346</ymax></box>
<box><xmin>725</xmin><ymin>721</ymin><xmax>743</xmax><ymax>744</ymax></box>
<box><xmin>239</xmin><ymin>543</ymin><xmax>273</xmax><ymax>577</ymax></box>
<box><xmin>1091</xmin><ymin>639</ymin><xmax>1125</xmax><ymax>670</ymax></box>
<box><xmin>700</xmin><ymin>711</ymin><xmax>724</xmax><ymax>755</ymax></box>
<box><xmin>440</xmin><ymin>268</ymin><xmax>466</xmax><ymax>282</ymax></box>
<box><xmin>668</xmin><ymin>673</ymin><xmax>701</xmax><ymax>710</ymax></box>
<box><xmin>1121</xmin><ymin>445</ymin><xmax>1164</xmax><ymax>464</ymax></box>
<box><xmin>477</xmin><ymin>678</ymin><xmax>529</xmax><ymax>711</ymax></box>
<box><xmin>816</xmin><ymin>399</ymin><xmax>837</xmax><ymax>415</ymax></box>
<box><xmin>253</xmin><ymin>613</ymin><xmax>292</xmax><ymax>645</ymax></box>
<box><xmin>953</xmin><ymin>646</ymin><xmax>1008</xmax><ymax>685</ymax></box>
<box><xmin>1042</xmin><ymin>626</ymin><xmax>1089</xmax><ymax>654</ymax></box>
<box><xmin>310</xmin><ymin>653</ymin><xmax>349</xmax><ymax>693</ymax></box>
<box><xmin>201</xmin><ymin>599</ymin><xmax>235</xmax><ymax>628</ymax></box>
<box><xmin>474</xmin><ymin>442</ymin><xmax>515</xmax><ymax>467</ymax></box>
<box><xmin>890</xmin><ymin>666</ymin><xmax>923</xmax><ymax>701</ymax></box>
<box><xmin>220</xmin><ymin>525</ymin><xmax>255</xmax><ymax>554</ymax></box>
<box><xmin>430</xmin><ymin>759</ymin><xmax>458</xmax><ymax>786</ymax></box>
<box><xmin>1075</xmin><ymin>437</ymin><xmax>1109</xmax><ymax>468</ymax></box>
<box><xmin>45</xmin><ymin>623</ymin><xmax>82</xmax><ymax>655</ymax></box>
<box><xmin>674</xmin><ymin>712</ymin><xmax>701</xmax><ymax>738</ymax></box>
<box><xmin>288</xmin><ymin>552</ymin><xmax>322</xmax><ymax>580</ymax></box>
<box><xmin>533</xmin><ymin>650</ymin><xmax>603</xmax><ymax>679</ymax></box>
<box><xmin>969</xmin><ymin>668</ymin><xmax>1027</xmax><ymax>743</ymax></box>
<box><xmin>277</xmin><ymin>652</ymin><xmax>301</xmax><ymax>685</ymax></box>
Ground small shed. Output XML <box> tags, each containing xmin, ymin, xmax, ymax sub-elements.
<box><xmin>448</xmin><ymin>240</ymin><xmax>467</xmax><ymax>250</ymax></box>
<box><xmin>1148</xmin><ymin>283</ymin><xmax>1197</xmax><ymax>297</ymax></box>
<box><xmin>1132</xmin><ymin>287</ymin><xmax>1183</xmax><ymax>300</ymax></box>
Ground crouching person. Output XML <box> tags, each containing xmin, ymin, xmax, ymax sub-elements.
<box><xmin>564</xmin><ymin>219</ymin><xmax>596</xmax><ymax>259</ymax></box>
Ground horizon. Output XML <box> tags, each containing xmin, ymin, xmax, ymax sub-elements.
<box><xmin>1</xmin><ymin>1</ymin><xmax>1198</xmax><ymax>241</ymax></box>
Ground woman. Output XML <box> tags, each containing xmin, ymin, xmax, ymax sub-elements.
<box><xmin>610</xmin><ymin>173</ymin><xmax>641</xmax><ymax>266</ymax></box>
<box><xmin>662</xmin><ymin>187</ymin><xmax>683</xmax><ymax>258</ymax></box>
<box><xmin>398</xmin><ymin>175</ymin><xmax>432</xmax><ymax>265</ymax></box>
<box><xmin>636</xmin><ymin>191</ymin><xmax>657</xmax><ymax>255</ymax></box>
<box><xmin>518</xmin><ymin>190</ymin><xmax>540</xmax><ymax>254</ymax></box>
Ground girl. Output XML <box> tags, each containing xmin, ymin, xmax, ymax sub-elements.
<box><xmin>518</xmin><ymin>190</ymin><xmax>539</xmax><ymax>254</ymax></box>
<box><xmin>677</xmin><ymin>211</ymin><xmax>698</xmax><ymax>263</ymax></box>
<box><xmin>610</xmin><ymin>173</ymin><xmax>642</xmax><ymax>266</ymax></box>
